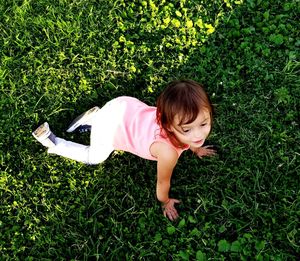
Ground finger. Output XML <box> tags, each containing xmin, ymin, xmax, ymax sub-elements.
<box><xmin>203</xmin><ymin>147</ymin><xmax>215</xmax><ymax>152</ymax></box>
<box><xmin>204</xmin><ymin>147</ymin><xmax>217</xmax><ymax>153</ymax></box>
<box><xmin>173</xmin><ymin>212</ymin><xmax>179</xmax><ymax>220</ymax></box>
<box><xmin>165</xmin><ymin>207</ymin><xmax>174</xmax><ymax>217</ymax></box>
<box><xmin>163</xmin><ymin>210</ymin><xmax>167</xmax><ymax>218</ymax></box>
<box><xmin>169</xmin><ymin>213</ymin><xmax>175</xmax><ymax>221</ymax></box>
<box><xmin>205</xmin><ymin>145</ymin><xmax>219</xmax><ymax>154</ymax></box>
<box><xmin>171</xmin><ymin>209</ymin><xmax>179</xmax><ymax>221</ymax></box>
<box><xmin>204</xmin><ymin>149</ymin><xmax>217</xmax><ymax>155</ymax></box>
<box><xmin>203</xmin><ymin>145</ymin><xmax>215</xmax><ymax>149</ymax></box>
<box><xmin>168</xmin><ymin>213</ymin><xmax>174</xmax><ymax>221</ymax></box>
<box><xmin>166</xmin><ymin>210</ymin><xmax>173</xmax><ymax>221</ymax></box>
<box><xmin>208</xmin><ymin>148</ymin><xmax>217</xmax><ymax>152</ymax></box>
<box><xmin>207</xmin><ymin>149</ymin><xmax>217</xmax><ymax>155</ymax></box>
<box><xmin>168</xmin><ymin>209</ymin><xmax>177</xmax><ymax>221</ymax></box>
<box><xmin>173</xmin><ymin>199</ymin><xmax>181</xmax><ymax>204</ymax></box>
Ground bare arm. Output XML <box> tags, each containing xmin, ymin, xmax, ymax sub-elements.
<box><xmin>155</xmin><ymin>144</ymin><xmax>178</xmax><ymax>203</ymax></box>
<box><xmin>150</xmin><ymin>142</ymin><xmax>181</xmax><ymax>220</ymax></box>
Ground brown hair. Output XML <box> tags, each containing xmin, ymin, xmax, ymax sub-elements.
<box><xmin>156</xmin><ymin>79</ymin><xmax>213</xmax><ymax>147</ymax></box>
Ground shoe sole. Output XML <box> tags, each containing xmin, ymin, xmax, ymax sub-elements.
<box><xmin>66</xmin><ymin>106</ymin><xmax>99</xmax><ymax>133</ymax></box>
<box><xmin>32</xmin><ymin>122</ymin><xmax>50</xmax><ymax>140</ymax></box>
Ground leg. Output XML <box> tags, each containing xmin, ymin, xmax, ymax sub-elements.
<box><xmin>47</xmin><ymin>137</ymin><xmax>113</xmax><ymax>164</ymax></box>
<box><xmin>33</xmin><ymin>122</ymin><xmax>113</xmax><ymax>164</ymax></box>
<box><xmin>33</xmin><ymin>98</ymin><xmax>125</xmax><ymax>164</ymax></box>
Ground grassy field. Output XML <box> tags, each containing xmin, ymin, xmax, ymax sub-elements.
<box><xmin>1</xmin><ymin>0</ymin><xmax>299</xmax><ymax>259</ymax></box>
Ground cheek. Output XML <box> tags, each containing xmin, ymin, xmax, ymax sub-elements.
<box><xmin>205</xmin><ymin>125</ymin><xmax>212</xmax><ymax>134</ymax></box>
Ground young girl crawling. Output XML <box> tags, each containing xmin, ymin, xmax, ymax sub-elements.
<box><xmin>33</xmin><ymin>79</ymin><xmax>216</xmax><ymax>221</ymax></box>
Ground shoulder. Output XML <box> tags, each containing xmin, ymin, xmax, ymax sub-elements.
<box><xmin>150</xmin><ymin>141</ymin><xmax>179</xmax><ymax>164</ymax></box>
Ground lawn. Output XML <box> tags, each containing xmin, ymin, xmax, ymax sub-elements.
<box><xmin>0</xmin><ymin>0</ymin><xmax>299</xmax><ymax>259</ymax></box>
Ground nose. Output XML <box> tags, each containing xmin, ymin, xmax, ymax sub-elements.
<box><xmin>193</xmin><ymin>128</ymin><xmax>203</xmax><ymax>139</ymax></box>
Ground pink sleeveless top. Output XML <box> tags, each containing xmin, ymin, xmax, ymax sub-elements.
<box><xmin>112</xmin><ymin>96</ymin><xmax>189</xmax><ymax>160</ymax></box>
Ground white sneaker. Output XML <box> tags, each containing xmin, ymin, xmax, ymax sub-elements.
<box><xmin>32</xmin><ymin>122</ymin><xmax>56</xmax><ymax>148</ymax></box>
<box><xmin>66</xmin><ymin>106</ymin><xmax>99</xmax><ymax>133</ymax></box>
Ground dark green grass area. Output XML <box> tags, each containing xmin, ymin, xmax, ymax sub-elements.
<box><xmin>1</xmin><ymin>0</ymin><xmax>299</xmax><ymax>259</ymax></box>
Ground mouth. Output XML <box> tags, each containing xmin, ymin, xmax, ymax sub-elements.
<box><xmin>193</xmin><ymin>139</ymin><xmax>204</xmax><ymax>145</ymax></box>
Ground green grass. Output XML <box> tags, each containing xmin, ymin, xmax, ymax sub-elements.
<box><xmin>1</xmin><ymin>0</ymin><xmax>299</xmax><ymax>259</ymax></box>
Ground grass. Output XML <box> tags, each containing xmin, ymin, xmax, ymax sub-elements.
<box><xmin>0</xmin><ymin>0</ymin><xmax>299</xmax><ymax>259</ymax></box>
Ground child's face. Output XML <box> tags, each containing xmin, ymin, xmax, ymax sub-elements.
<box><xmin>169</xmin><ymin>110</ymin><xmax>211</xmax><ymax>148</ymax></box>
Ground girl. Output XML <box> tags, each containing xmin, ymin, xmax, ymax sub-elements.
<box><xmin>33</xmin><ymin>80</ymin><xmax>216</xmax><ymax>221</ymax></box>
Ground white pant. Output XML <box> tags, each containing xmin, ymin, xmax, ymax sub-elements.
<box><xmin>48</xmin><ymin>99</ymin><xmax>127</xmax><ymax>164</ymax></box>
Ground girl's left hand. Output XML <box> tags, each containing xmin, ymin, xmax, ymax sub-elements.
<box><xmin>195</xmin><ymin>145</ymin><xmax>217</xmax><ymax>158</ymax></box>
<box><xmin>162</xmin><ymin>198</ymin><xmax>181</xmax><ymax>221</ymax></box>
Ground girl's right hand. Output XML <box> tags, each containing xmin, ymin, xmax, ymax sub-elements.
<box><xmin>162</xmin><ymin>198</ymin><xmax>181</xmax><ymax>221</ymax></box>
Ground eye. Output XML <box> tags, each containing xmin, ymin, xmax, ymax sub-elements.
<box><xmin>182</xmin><ymin>128</ymin><xmax>191</xmax><ymax>133</ymax></box>
<box><xmin>201</xmin><ymin>123</ymin><xmax>207</xmax><ymax>127</ymax></box>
